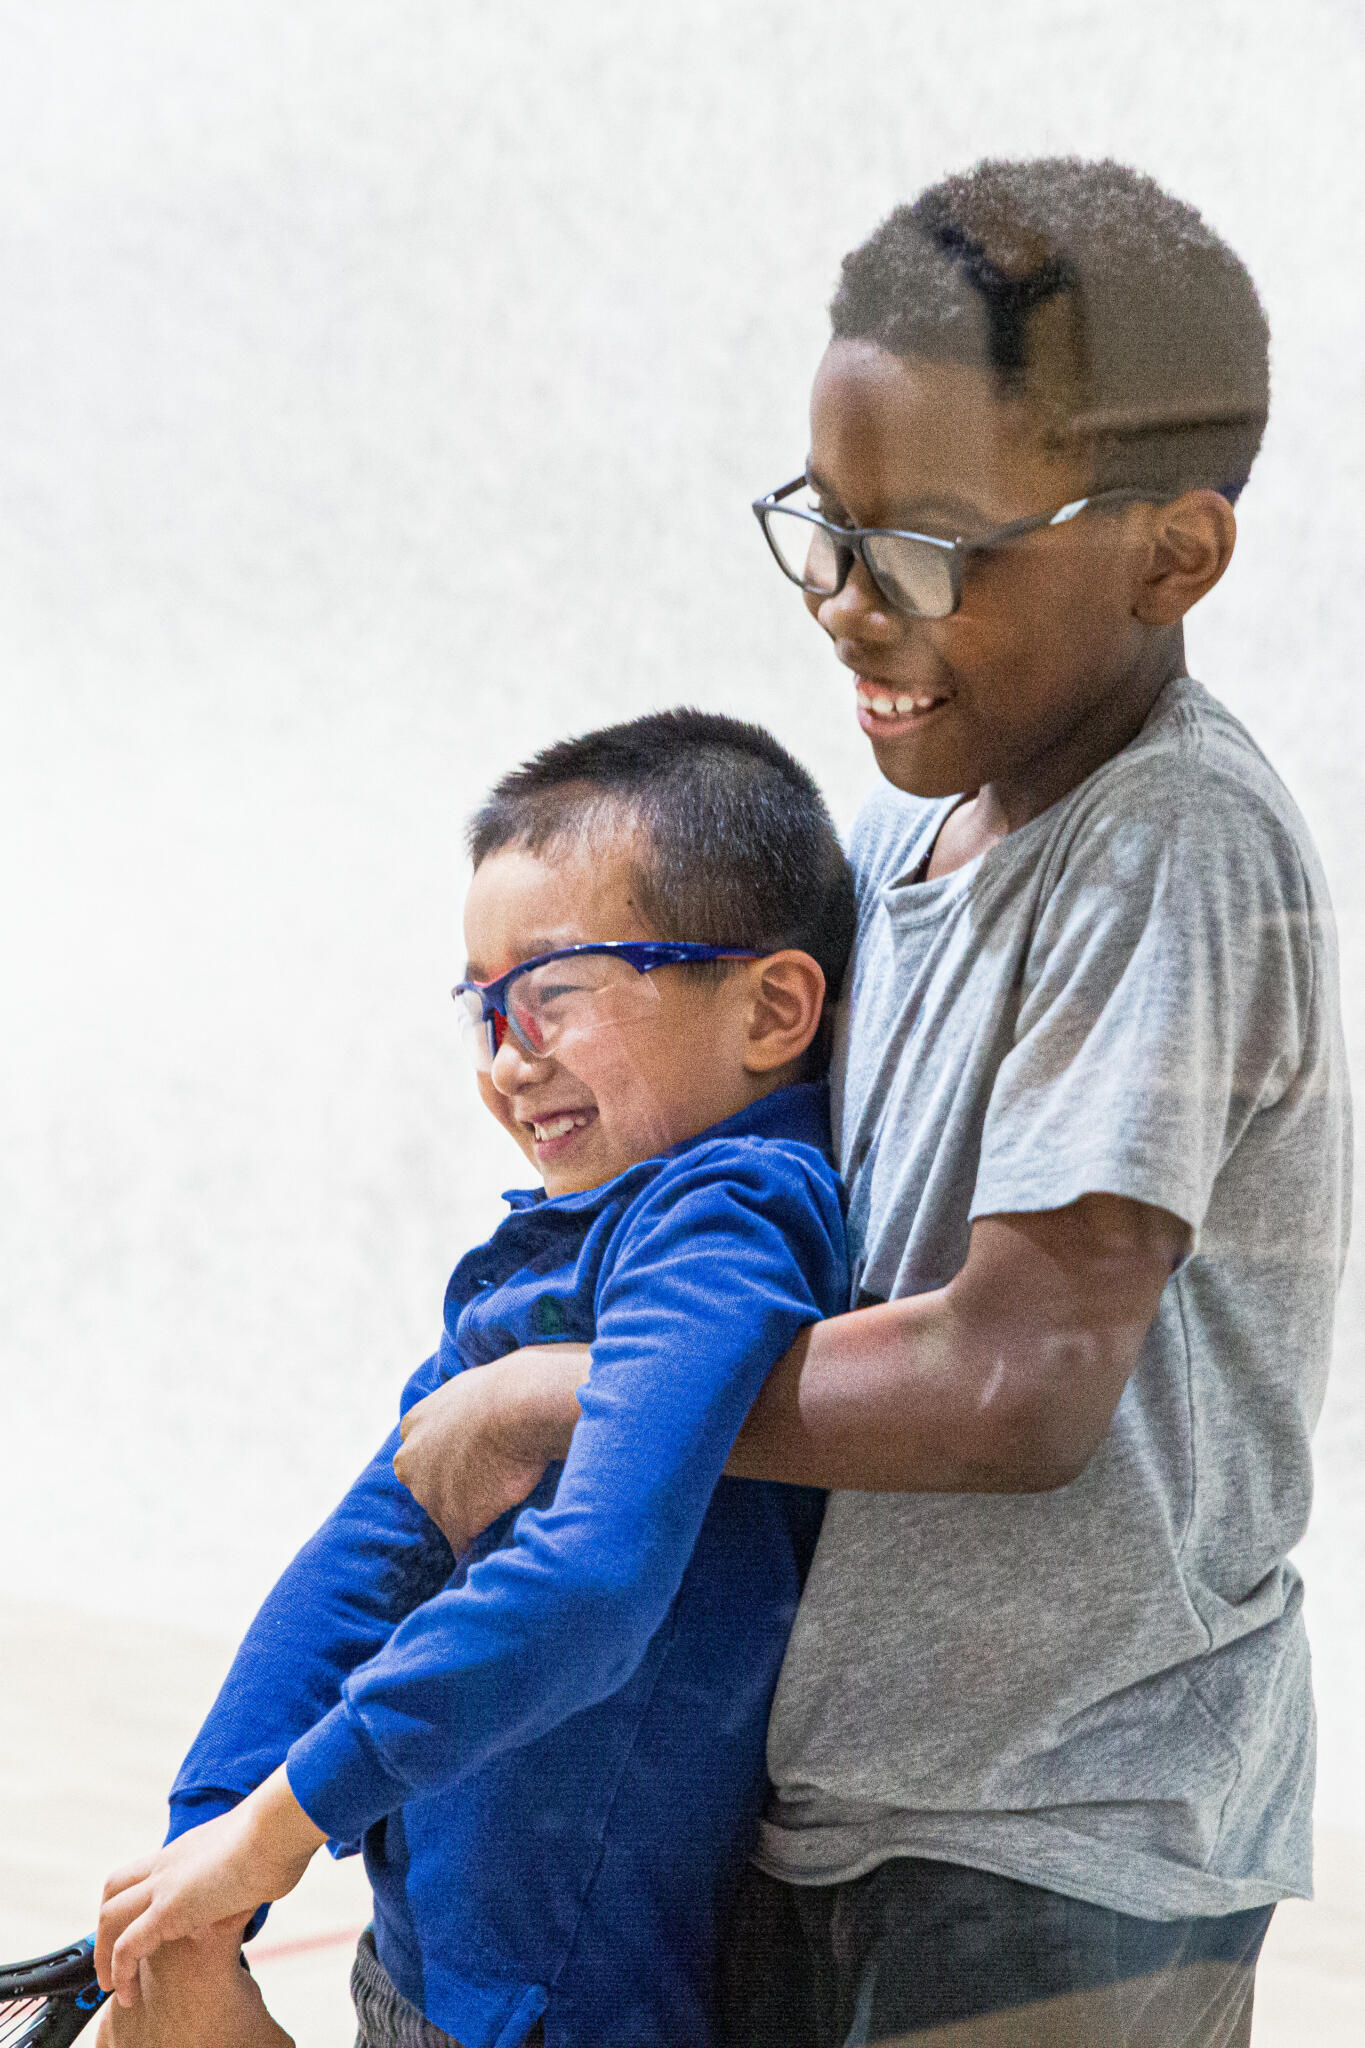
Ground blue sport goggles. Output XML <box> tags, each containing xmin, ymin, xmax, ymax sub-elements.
<box><xmin>451</xmin><ymin>940</ymin><xmax>760</xmax><ymax>1070</ymax></box>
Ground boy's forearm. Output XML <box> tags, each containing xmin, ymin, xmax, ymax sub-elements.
<box><xmin>501</xmin><ymin>1344</ymin><xmax>589</xmax><ymax>1460</ymax></box>
<box><xmin>398</xmin><ymin>1199</ymin><xmax>1182</xmax><ymax>1513</ymax></box>
<box><xmin>724</xmin><ymin>1296</ymin><xmax>1069</xmax><ymax>1492</ymax></box>
<box><xmin>171</xmin><ymin>1418</ymin><xmax>456</xmax><ymax>1826</ymax></box>
<box><xmin>433</xmin><ymin>1286</ymin><xmax>1118</xmax><ymax>1501</ymax></box>
<box><xmin>728</xmin><ymin>1199</ymin><xmax>1187</xmax><ymax>1494</ymax></box>
<box><xmin>482</xmin><ymin>1297</ymin><xmax>1074</xmax><ymax>1495</ymax></box>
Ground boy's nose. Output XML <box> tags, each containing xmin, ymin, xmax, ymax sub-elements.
<box><xmin>812</xmin><ymin>557</ymin><xmax>899</xmax><ymax>646</ymax></box>
<box><xmin>489</xmin><ymin>1032</ymin><xmax>548</xmax><ymax>1094</ymax></box>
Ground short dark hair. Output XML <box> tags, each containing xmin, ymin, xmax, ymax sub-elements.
<box><xmin>468</xmin><ymin>708</ymin><xmax>856</xmax><ymax>1006</ymax></box>
<box><xmin>831</xmin><ymin>157</ymin><xmax>1270</xmax><ymax>502</ymax></box>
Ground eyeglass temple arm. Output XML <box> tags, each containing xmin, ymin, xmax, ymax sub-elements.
<box><xmin>964</xmin><ymin>487</ymin><xmax>1161</xmax><ymax>552</ymax></box>
<box><xmin>760</xmin><ymin>475</ymin><xmax>808</xmax><ymax>507</ymax></box>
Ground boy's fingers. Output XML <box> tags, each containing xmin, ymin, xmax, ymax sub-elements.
<box><xmin>96</xmin><ymin>1881</ymin><xmax>155</xmax><ymax>1990</ymax></box>
<box><xmin>398</xmin><ymin>1381</ymin><xmax>450</xmax><ymax>1440</ymax></box>
<box><xmin>111</xmin><ymin>1908</ymin><xmax>172</xmax><ymax>2007</ymax></box>
<box><xmin>101</xmin><ymin>1854</ymin><xmax>157</xmax><ymax>1903</ymax></box>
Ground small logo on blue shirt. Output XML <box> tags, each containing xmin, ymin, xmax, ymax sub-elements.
<box><xmin>532</xmin><ymin>1295</ymin><xmax>569</xmax><ymax>1338</ymax></box>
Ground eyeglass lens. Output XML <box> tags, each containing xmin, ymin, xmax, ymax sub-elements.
<box><xmin>861</xmin><ymin>534</ymin><xmax>956</xmax><ymax>618</ymax></box>
<box><xmin>763</xmin><ymin>487</ymin><xmax>957</xmax><ymax>618</ymax></box>
<box><xmin>455</xmin><ymin>953</ymin><xmax>663</xmax><ymax>1071</ymax></box>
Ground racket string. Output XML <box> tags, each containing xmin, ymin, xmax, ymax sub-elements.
<box><xmin>0</xmin><ymin>1991</ymin><xmax>95</xmax><ymax>2046</ymax></box>
<box><xmin>0</xmin><ymin>1996</ymin><xmax>49</xmax><ymax>2044</ymax></box>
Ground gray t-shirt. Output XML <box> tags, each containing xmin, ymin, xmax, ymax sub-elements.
<box><xmin>758</xmin><ymin>677</ymin><xmax>1351</xmax><ymax>1919</ymax></box>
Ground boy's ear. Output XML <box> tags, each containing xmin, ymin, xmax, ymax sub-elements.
<box><xmin>741</xmin><ymin>951</ymin><xmax>827</xmax><ymax>1074</ymax></box>
<box><xmin>1132</xmin><ymin>489</ymin><xmax>1237</xmax><ymax>625</ymax></box>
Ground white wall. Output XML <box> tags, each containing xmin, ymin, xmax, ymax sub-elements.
<box><xmin>3</xmin><ymin>1</ymin><xmax>1362</xmax><ymax>1820</ymax></box>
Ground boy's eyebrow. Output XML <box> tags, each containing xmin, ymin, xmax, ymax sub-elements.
<box><xmin>462</xmin><ymin>938</ymin><xmax>578</xmax><ymax>983</ymax></box>
<box><xmin>804</xmin><ymin>460</ymin><xmax>990</xmax><ymax>533</ymax></box>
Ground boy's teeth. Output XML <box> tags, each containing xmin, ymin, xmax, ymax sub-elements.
<box><xmin>534</xmin><ymin>1113</ymin><xmax>590</xmax><ymax>1141</ymax></box>
<box><xmin>858</xmin><ymin>684</ymin><xmax>942</xmax><ymax>717</ymax></box>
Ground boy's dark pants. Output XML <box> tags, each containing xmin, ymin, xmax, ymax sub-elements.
<box><xmin>718</xmin><ymin>1859</ymin><xmax>1274</xmax><ymax>2048</ymax></box>
<box><xmin>350</xmin><ymin>1929</ymin><xmax>545</xmax><ymax>2048</ymax></box>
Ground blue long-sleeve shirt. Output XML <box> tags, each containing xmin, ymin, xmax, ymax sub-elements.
<box><xmin>167</xmin><ymin>1083</ymin><xmax>846</xmax><ymax>2048</ymax></box>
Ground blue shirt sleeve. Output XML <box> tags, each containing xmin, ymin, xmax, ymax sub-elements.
<box><xmin>284</xmin><ymin>1142</ymin><xmax>846</xmax><ymax>1841</ymax></box>
<box><xmin>165</xmin><ymin>1349</ymin><xmax>455</xmax><ymax>1841</ymax></box>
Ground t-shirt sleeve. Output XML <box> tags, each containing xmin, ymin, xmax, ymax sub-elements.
<box><xmin>970</xmin><ymin>757</ymin><xmax>1317</xmax><ymax>1237</ymax></box>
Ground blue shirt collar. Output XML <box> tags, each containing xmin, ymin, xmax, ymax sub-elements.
<box><xmin>500</xmin><ymin>1080</ymin><xmax>830</xmax><ymax>1216</ymax></box>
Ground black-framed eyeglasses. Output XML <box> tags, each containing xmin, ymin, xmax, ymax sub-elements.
<box><xmin>752</xmin><ymin>475</ymin><xmax>1159</xmax><ymax>620</ymax></box>
<box><xmin>452</xmin><ymin>941</ymin><xmax>761</xmax><ymax>1071</ymax></box>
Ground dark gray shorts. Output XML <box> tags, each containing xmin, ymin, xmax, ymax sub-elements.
<box><xmin>718</xmin><ymin>1859</ymin><xmax>1274</xmax><ymax>2047</ymax></box>
<box><xmin>350</xmin><ymin>1928</ymin><xmax>544</xmax><ymax>2048</ymax></box>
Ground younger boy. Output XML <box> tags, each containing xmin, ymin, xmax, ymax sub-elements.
<box><xmin>95</xmin><ymin>709</ymin><xmax>855</xmax><ymax>2048</ymax></box>
<box><xmin>397</xmin><ymin>161</ymin><xmax>1351</xmax><ymax>2046</ymax></box>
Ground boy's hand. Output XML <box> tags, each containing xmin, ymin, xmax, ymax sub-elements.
<box><xmin>94</xmin><ymin>1921</ymin><xmax>294</xmax><ymax>2048</ymax></box>
<box><xmin>96</xmin><ymin>1766</ymin><xmax>327</xmax><ymax>2007</ymax></box>
<box><xmin>395</xmin><ymin>1343</ymin><xmax>589</xmax><ymax>1551</ymax></box>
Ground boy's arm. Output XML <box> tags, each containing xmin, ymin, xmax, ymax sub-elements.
<box><xmin>165</xmin><ymin>1350</ymin><xmax>456</xmax><ymax>1841</ymax></box>
<box><xmin>727</xmin><ymin>1191</ymin><xmax>1188</xmax><ymax>1489</ymax></box>
<box><xmin>98</xmin><ymin>1149</ymin><xmax>846</xmax><ymax>1989</ymax></box>
<box><xmin>102</xmin><ymin>1356</ymin><xmax>484</xmax><ymax>2008</ymax></box>
<box><xmin>396</xmin><ymin>1190</ymin><xmax>1183</xmax><ymax>1514</ymax></box>
<box><xmin>277</xmin><ymin>1151</ymin><xmax>845</xmax><ymax>1839</ymax></box>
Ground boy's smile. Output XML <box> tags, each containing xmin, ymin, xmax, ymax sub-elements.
<box><xmin>803</xmin><ymin>340</ymin><xmax>1219</xmax><ymax>844</ymax></box>
<box><xmin>461</xmin><ymin>835</ymin><xmax>821</xmax><ymax>1197</ymax></box>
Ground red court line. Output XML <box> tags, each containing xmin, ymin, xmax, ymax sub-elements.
<box><xmin>250</xmin><ymin>1924</ymin><xmax>366</xmax><ymax>1965</ymax></box>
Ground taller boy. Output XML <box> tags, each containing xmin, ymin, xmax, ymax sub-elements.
<box><xmin>400</xmin><ymin>159</ymin><xmax>1351</xmax><ymax>2045</ymax></box>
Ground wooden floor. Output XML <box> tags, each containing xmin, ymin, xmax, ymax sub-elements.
<box><xmin>2</xmin><ymin>1598</ymin><xmax>1360</xmax><ymax>2045</ymax></box>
